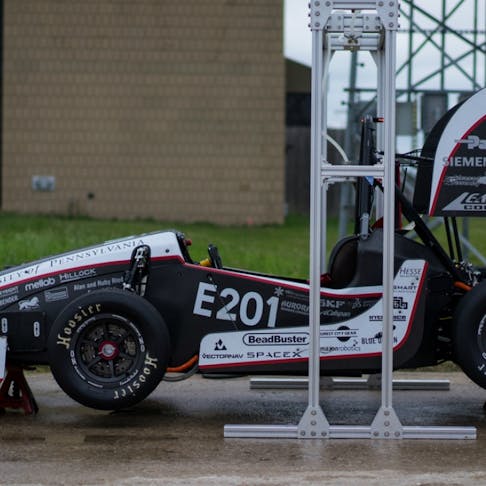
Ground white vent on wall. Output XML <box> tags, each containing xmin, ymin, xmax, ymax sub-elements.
<box><xmin>32</xmin><ymin>175</ymin><xmax>56</xmax><ymax>192</ymax></box>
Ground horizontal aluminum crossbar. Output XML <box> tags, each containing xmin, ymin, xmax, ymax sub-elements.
<box><xmin>249</xmin><ymin>377</ymin><xmax>451</xmax><ymax>391</ymax></box>
<box><xmin>224</xmin><ymin>424</ymin><xmax>476</xmax><ymax>440</ymax></box>
<box><xmin>310</xmin><ymin>0</ymin><xmax>399</xmax><ymax>32</ymax></box>
<box><xmin>325</xmin><ymin>34</ymin><xmax>383</xmax><ymax>51</ymax></box>
<box><xmin>321</xmin><ymin>163</ymin><xmax>384</xmax><ymax>178</ymax></box>
<box><xmin>326</xmin><ymin>13</ymin><xmax>381</xmax><ymax>33</ymax></box>
<box><xmin>327</xmin><ymin>0</ymin><xmax>386</xmax><ymax>8</ymax></box>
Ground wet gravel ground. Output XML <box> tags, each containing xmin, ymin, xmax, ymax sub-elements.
<box><xmin>0</xmin><ymin>371</ymin><xmax>485</xmax><ymax>485</ymax></box>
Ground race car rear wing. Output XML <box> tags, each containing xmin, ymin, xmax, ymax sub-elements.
<box><xmin>412</xmin><ymin>88</ymin><xmax>486</xmax><ymax>216</ymax></box>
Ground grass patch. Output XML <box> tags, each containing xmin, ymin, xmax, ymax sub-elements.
<box><xmin>0</xmin><ymin>212</ymin><xmax>316</xmax><ymax>278</ymax></box>
<box><xmin>0</xmin><ymin>212</ymin><xmax>485</xmax><ymax>277</ymax></box>
<box><xmin>425</xmin><ymin>217</ymin><xmax>486</xmax><ymax>268</ymax></box>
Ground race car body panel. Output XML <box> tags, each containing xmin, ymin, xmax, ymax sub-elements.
<box><xmin>0</xmin><ymin>231</ymin><xmax>185</xmax><ymax>362</ymax></box>
<box><xmin>2</xmin><ymin>90</ymin><xmax>486</xmax><ymax>411</ymax></box>
<box><xmin>2</xmin><ymin>227</ymin><xmax>441</xmax><ymax>378</ymax></box>
<box><xmin>197</xmin><ymin>259</ymin><xmax>427</xmax><ymax>374</ymax></box>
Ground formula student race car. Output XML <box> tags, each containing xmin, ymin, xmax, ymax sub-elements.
<box><xmin>1</xmin><ymin>89</ymin><xmax>486</xmax><ymax>412</ymax></box>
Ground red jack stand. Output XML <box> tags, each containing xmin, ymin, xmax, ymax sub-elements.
<box><xmin>0</xmin><ymin>365</ymin><xmax>38</xmax><ymax>415</ymax></box>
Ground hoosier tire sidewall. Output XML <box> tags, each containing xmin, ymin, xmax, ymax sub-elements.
<box><xmin>48</xmin><ymin>289</ymin><xmax>169</xmax><ymax>410</ymax></box>
<box><xmin>453</xmin><ymin>282</ymin><xmax>486</xmax><ymax>388</ymax></box>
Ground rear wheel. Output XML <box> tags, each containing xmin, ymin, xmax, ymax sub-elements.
<box><xmin>453</xmin><ymin>282</ymin><xmax>486</xmax><ymax>389</ymax></box>
<box><xmin>48</xmin><ymin>289</ymin><xmax>170</xmax><ymax>410</ymax></box>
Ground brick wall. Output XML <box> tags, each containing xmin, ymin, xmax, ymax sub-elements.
<box><xmin>2</xmin><ymin>0</ymin><xmax>285</xmax><ymax>224</ymax></box>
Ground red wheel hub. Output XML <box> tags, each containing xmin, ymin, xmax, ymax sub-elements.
<box><xmin>98</xmin><ymin>341</ymin><xmax>120</xmax><ymax>360</ymax></box>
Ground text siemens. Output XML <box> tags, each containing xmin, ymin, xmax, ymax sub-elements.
<box><xmin>443</xmin><ymin>156</ymin><xmax>486</xmax><ymax>167</ymax></box>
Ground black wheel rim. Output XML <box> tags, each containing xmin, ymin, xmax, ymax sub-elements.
<box><xmin>73</xmin><ymin>313</ymin><xmax>145</xmax><ymax>385</ymax></box>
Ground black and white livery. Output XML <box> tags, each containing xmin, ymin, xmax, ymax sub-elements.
<box><xmin>1</xmin><ymin>90</ymin><xmax>486</xmax><ymax>411</ymax></box>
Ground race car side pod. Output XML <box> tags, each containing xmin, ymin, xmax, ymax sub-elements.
<box><xmin>394</xmin><ymin>183</ymin><xmax>467</xmax><ymax>284</ymax></box>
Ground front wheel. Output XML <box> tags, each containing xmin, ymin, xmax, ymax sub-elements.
<box><xmin>453</xmin><ymin>281</ymin><xmax>486</xmax><ymax>389</ymax></box>
<box><xmin>48</xmin><ymin>289</ymin><xmax>170</xmax><ymax>410</ymax></box>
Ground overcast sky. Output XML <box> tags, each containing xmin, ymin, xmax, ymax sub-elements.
<box><xmin>283</xmin><ymin>0</ymin><xmax>486</xmax><ymax>130</ymax></box>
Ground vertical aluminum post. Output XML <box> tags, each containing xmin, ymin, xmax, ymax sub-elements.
<box><xmin>372</xmin><ymin>50</ymin><xmax>385</xmax><ymax>220</ymax></box>
<box><xmin>320</xmin><ymin>44</ymin><xmax>332</xmax><ymax>274</ymax></box>
<box><xmin>297</xmin><ymin>26</ymin><xmax>330</xmax><ymax>438</ymax></box>
<box><xmin>371</xmin><ymin>26</ymin><xmax>403</xmax><ymax>437</ymax></box>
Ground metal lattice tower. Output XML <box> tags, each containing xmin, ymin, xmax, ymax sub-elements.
<box><xmin>339</xmin><ymin>0</ymin><xmax>486</xmax><ymax>238</ymax></box>
<box><xmin>400</xmin><ymin>0</ymin><xmax>485</xmax><ymax>96</ymax></box>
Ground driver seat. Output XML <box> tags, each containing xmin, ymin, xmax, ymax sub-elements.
<box><xmin>325</xmin><ymin>236</ymin><xmax>359</xmax><ymax>289</ymax></box>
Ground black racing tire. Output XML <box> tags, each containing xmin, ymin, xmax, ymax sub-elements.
<box><xmin>453</xmin><ymin>282</ymin><xmax>486</xmax><ymax>389</ymax></box>
<box><xmin>48</xmin><ymin>288</ymin><xmax>170</xmax><ymax>410</ymax></box>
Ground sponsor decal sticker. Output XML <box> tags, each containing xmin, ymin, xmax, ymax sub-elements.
<box><xmin>320</xmin><ymin>326</ymin><xmax>357</xmax><ymax>341</ymax></box>
<box><xmin>214</xmin><ymin>339</ymin><xmax>227</xmax><ymax>351</ymax></box>
<box><xmin>369</xmin><ymin>315</ymin><xmax>406</xmax><ymax>322</ymax></box>
<box><xmin>25</xmin><ymin>277</ymin><xmax>56</xmax><ymax>292</ymax></box>
<box><xmin>59</xmin><ymin>269</ymin><xmax>97</xmax><ymax>283</ymax></box>
<box><xmin>246</xmin><ymin>350</ymin><xmax>304</xmax><ymax>359</ymax></box>
<box><xmin>444</xmin><ymin>175</ymin><xmax>486</xmax><ymax>187</ymax></box>
<box><xmin>19</xmin><ymin>296</ymin><xmax>41</xmax><ymax>310</ymax></box>
<box><xmin>49</xmin><ymin>239</ymin><xmax>145</xmax><ymax>267</ymax></box>
<box><xmin>320</xmin><ymin>342</ymin><xmax>360</xmax><ymax>354</ymax></box>
<box><xmin>72</xmin><ymin>277</ymin><xmax>123</xmax><ymax>293</ymax></box>
<box><xmin>44</xmin><ymin>287</ymin><xmax>69</xmax><ymax>302</ymax></box>
<box><xmin>274</xmin><ymin>287</ymin><xmax>284</xmax><ymax>297</ymax></box>
<box><xmin>442</xmin><ymin>192</ymin><xmax>486</xmax><ymax>212</ymax></box>
<box><xmin>362</xmin><ymin>334</ymin><xmax>399</xmax><ymax>345</ymax></box>
<box><xmin>0</xmin><ymin>294</ymin><xmax>19</xmax><ymax>307</ymax></box>
<box><xmin>202</xmin><ymin>352</ymin><xmax>245</xmax><ymax>360</ymax></box>
<box><xmin>444</xmin><ymin>156</ymin><xmax>486</xmax><ymax>167</ymax></box>
<box><xmin>454</xmin><ymin>135</ymin><xmax>486</xmax><ymax>150</ymax></box>
<box><xmin>398</xmin><ymin>267</ymin><xmax>422</xmax><ymax>278</ymax></box>
<box><xmin>281</xmin><ymin>300</ymin><xmax>308</xmax><ymax>315</ymax></box>
<box><xmin>243</xmin><ymin>332</ymin><xmax>309</xmax><ymax>346</ymax></box>
<box><xmin>0</xmin><ymin>265</ymin><xmax>40</xmax><ymax>286</ymax></box>
<box><xmin>393</xmin><ymin>283</ymin><xmax>418</xmax><ymax>294</ymax></box>
<box><xmin>429</xmin><ymin>102</ymin><xmax>486</xmax><ymax>216</ymax></box>
<box><xmin>0</xmin><ymin>286</ymin><xmax>18</xmax><ymax>298</ymax></box>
